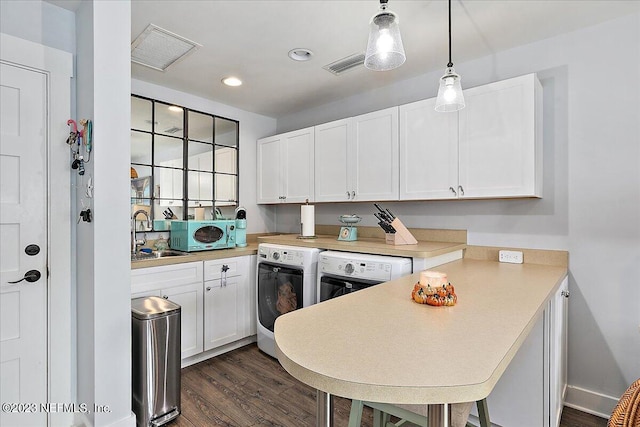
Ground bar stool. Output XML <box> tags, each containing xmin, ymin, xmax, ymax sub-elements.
<box><xmin>348</xmin><ymin>399</ymin><xmax>491</xmax><ymax>427</ymax></box>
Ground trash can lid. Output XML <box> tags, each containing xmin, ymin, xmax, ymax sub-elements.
<box><xmin>131</xmin><ymin>296</ymin><xmax>181</xmax><ymax>320</ymax></box>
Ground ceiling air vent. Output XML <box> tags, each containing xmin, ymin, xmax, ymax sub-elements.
<box><xmin>131</xmin><ymin>24</ymin><xmax>201</xmax><ymax>72</ymax></box>
<box><xmin>323</xmin><ymin>53</ymin><xmax>365</xmax><ymax>76</ymax></box>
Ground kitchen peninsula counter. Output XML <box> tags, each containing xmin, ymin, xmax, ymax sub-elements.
<box><xmin>274</xmin><ymin>257</ymin><xmax>567</xmax><ymax>423</ymax></box>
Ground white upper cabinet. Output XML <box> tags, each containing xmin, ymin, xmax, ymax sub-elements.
<box><xmin>458</xmin><ymin>73</ymin><xmax>542</xmax><ymax>198</ymax></box>
<box><xmin>257</xmin><ymin>127</ymin><xmax>314</xmax><ymax>204</ymax></box>
<box><xmin>399</xmin><ymin>97</ymin><xmax>459</xmax><ymax>200</ymax></box>
<box><xmin>350</xmin><ymin>107</ymin><xmax>399</xmax><ymax>202</ymax></box>
<box><xmin>314</xmin><ymin>107</ymin><xmax>399</xmax><ymax>203</ymax></box>
<box><xmin>314</xmin><ymin>119</ymin><xmax>350</xmax><ymax>202</ymax></box>
<box><xmin>400</xmin><ymin>73</ymin><xmax>542</xmax><ymax>200</ymax></box>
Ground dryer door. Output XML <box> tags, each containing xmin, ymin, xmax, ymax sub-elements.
<box><xmin>257</xmin><ymin>262</ymin><xmax>303</xmax><ymax>332</ymax></box>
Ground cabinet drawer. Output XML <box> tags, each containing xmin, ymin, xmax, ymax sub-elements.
<box><xmin>131</xmin><ymin>261</ymin><xmax>203</xmax><ymax>294</ymax></box>
<box><xmin>204</xmin><ymin>256</ymin><xmax>249</xmax><ymax>281</ymax></box>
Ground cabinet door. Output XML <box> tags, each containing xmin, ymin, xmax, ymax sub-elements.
<box><xmin>282</xmin><ymin>127</ymin><xmax>314</xmax><ymax>203</ymax></box>
<box><xmin>162</xmin><ymin>282</ymin><xmax>204</xmax><ymax>359</ymax></box>
<box><xmin>469</xmin><ymin>313</ymin><xmax>546</xmax><ymax>427</ymax></box>
<box><xmin>350</xmin><ymin>107</ymin><xmax>399</xmax><ymax>201</ymax></box>
<box><xmin>256</xmin><ymin>135</ymin><xmax>282</xmax><ymax>203</ymax></box>
<box><xmin>550</xmin><ymin>277</ymin><xmax>569</xmax><ymax>427</ymax></box>
<box><xmin>315</xmin><ymin>119</ymin><xmax>350</xmax><ymax>202</ymax></box>
<box><xmin>204</xmin><ymin>276</ymin><xmax>246</xmax><ymax>350</ymax></box>
<box><xmin>247</xmin><ymin>255</ymin><xmax>257</xmax><ymax>336</ymax></box>
<box><xmin>399</xmin><ymin>98</ymin><xmax>459</xmax><ymax>200</ymax></box>
<box><xmin>458</xmin><ymin>73</ymin><xmax>542</xmax><ymax>198</ymax></box>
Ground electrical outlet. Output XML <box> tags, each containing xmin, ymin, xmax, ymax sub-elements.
<box><xmin>499</xmin><ymin>250</ymin><xmax>523</xmax><ymax>264</ymax></box>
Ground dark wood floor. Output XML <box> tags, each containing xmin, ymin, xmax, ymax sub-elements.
<box><xmin>174</xmin><ymin>344</ymin><xmax>608</xmax><ymax>427</ymax></box>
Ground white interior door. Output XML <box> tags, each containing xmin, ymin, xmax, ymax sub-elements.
<box><xmin>0</xmin><ymin>62</ymin><xmax>48</xmax><ymax>426</ymax></box>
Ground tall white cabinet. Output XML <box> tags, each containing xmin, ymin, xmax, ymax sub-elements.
<box><xmin>399</xmin><ymin>73</ymin><xmax>542</xmax><ymax>200</ymax></box>
<box><xmin>257</xmin><ymin>127</ymin><xmax>314</xmax><ymax>204</ymax></box>
<box><xmin>314</xmin><ymin>107</ymin><xmax>399</xmax><ymax>202</ymax></box>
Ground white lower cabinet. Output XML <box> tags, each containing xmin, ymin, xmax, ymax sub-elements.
<box><xmin>131</xmin><ymin>261</ymin><xmax>204</xmax><ymax>360</ymax></box>
<box><xmin>203</xmin><ymin>256</ymin><xmax>254</xmax><ymax>351</ymax></box>
<box><xmin>469</xmin><ymin>276</ymin><xmax>568</xmax><ymax>427</ymax></box>
<box><xmin>204</xmin><ymin>276</ymin><xmax>245</xmax><ymax>350</ymax></box>
<box><xmin>131</xmin><ymin>255</ymin><xmax>256</xmax><ymax>363</ymax></box>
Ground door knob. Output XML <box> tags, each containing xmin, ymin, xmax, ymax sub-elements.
<box><xmin>8</xmin><ymin>270</ymin><xmax>41</xmax><ymax>284</ymax></box>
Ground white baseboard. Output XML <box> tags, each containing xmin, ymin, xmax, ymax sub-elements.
<box><xmin>564</xmin><ymin>385</ymin><xmax>618</xmax><ymax>420</ymax></box>
<box><xmin>181</xmin><ymin>335</ymin><xmax>256</xmax><ymax>368</ymax></box>
<box><xmin>73</xmin><ymin>412</ymin><xmax>136</xmax><ymax>427</ymax></box>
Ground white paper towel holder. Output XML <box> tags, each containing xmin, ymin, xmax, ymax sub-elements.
<box><xmin>299</xmin><ymin>200</ymin><xmax>317</xmax><ymax>239</ymax></box>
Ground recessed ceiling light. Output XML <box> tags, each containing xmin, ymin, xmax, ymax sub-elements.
<box><xmin>168</xmin><ymin>105</ymin><xmax>183</xmax><ymax>112</ymax></box>
<box><xmin>288</xmin><ymin>48</ymin><xmax>314</xmax><ymax>62</ymax></box>
<box><xmin>222</xmin><ymin>76</ymin><xmax>242</xmax><ymax>87</ymax></box>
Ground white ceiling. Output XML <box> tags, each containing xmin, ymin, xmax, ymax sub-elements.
<box><xmin>49</xmin><ymin>0</ymin><xmax>639</xmax><ymax>118</ymax></box>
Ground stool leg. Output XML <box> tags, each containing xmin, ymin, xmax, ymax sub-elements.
<box><xmin>476</xmin><ymin>399</ymin><xmax>490</xmax><ymax>427</ymax></box>
<box><xmin>348</xmin><ymin>400</ymin><xmax>364</xmax><ymax>427</ymax></box>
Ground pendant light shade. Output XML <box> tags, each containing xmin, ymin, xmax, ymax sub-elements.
<box><xmin>364</xmin><ymin>0</ymin><xmax>406</xmax><ymax>71</ymax></box>
<box><xmin>435</xmin><ymin>67</ymin><xmax>465</xmax><ymax>112</ymax></box>
<box><xmin>435</xmin><ymin>0</ymin><xmax>465</xmax><ymax>112</ymax></box>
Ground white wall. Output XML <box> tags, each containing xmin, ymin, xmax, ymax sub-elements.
<box><xmin>275</xmin><ymin>12</ymin><xmax>640</xmax><ymax>417</ymax></box>
<box><xmin>75</xmin><ymin>1</ymin><xmax>134</xmax><ymax>426</ymax></box>
<box><xmin>131</xmin><ymin>79</ymin><xmax>278</xmax><ymax>234</ymax></box>
<box><xmin>0</xmin><ymin>0</ymin><xmax>75</xmax><ymax>53</ymax></box>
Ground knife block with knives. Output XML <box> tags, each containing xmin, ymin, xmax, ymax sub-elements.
<box><xmin>373</xmin><ymin>203</ymin><xmax>418</xmax><ymax>245</ymax></box>
<box><xmin>385</xmin><ymin>218</ymin><xmax>418</xmax><ymax>245</ymax></box>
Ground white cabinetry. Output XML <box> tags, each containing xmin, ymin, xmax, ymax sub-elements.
<box><xmin>314</xmin><ymin>107</ymin><xmax>399</xmax><ymax>202</ymax></box>
<box><xmin>131</xmin><ymin>262</ymin><xmax>204</xmax><ymax>359</ymax></box>
<box><xmin>469</xmin><ymin>276</ymin><xmax>568</xmax><ymax>427</ymax></box>
<box><xmin>399</xmin><ymin>97</ymin><xmax>459</xmax><ymax>200</ymax></box>
<box><xmin>400</xmin><ymin>73</ymin><xmax>542</xmax><ymax>200</ymax></box>
<box><xmin>203</xmin><ymin>256</ymin><xmax>254</xmax><ymax>350</ymax></box>
<box><xmin>257</xmin><ymin>127</ymin><xmax>314</xmax><ymax>204</ymax></box>
<box><xmin>459</xmin><ymin>73</ymin><xmax>542</xmax><ymax>198</ymax></box>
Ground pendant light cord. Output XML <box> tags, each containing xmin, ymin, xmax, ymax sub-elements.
<box><xmin>447</xmin><ymin>0</ymin><xmax>453</xmax><ymax>68</ymax></box>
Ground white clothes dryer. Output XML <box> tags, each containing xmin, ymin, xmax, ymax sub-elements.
<box><xmin>256</xmin><ymin>243</ymin><xmax>321</xmax><ymax>358</ymax></box>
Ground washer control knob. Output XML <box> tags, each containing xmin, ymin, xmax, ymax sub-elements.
<box><xmin>344</xmin><ymin>263</ymin><xmax>354</xmax><ymax>274</ymax></box>
<box><xmin>272</xmin><ymin>252</ymin><xmax>280</xmax><ymax>260</ymax></box>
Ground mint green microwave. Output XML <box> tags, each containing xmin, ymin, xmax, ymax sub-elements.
<box><xmin>169</xmin><ymin>220</ymin><xmax>236</xmax><ymax>251</ymax></box>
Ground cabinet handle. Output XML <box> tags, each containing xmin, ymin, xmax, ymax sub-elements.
<box><xmin>351</xmin><ymin>191</ymin><xmax>356</xmax><ymax>199</ymax></box>
<box><xmin>162</xmin><ymin>295</ymin><xmax>168</xmax><ymax>299</ymax></box>
<box><xmin>346</xmin><ymin>191</ymin><xmax>351</xmax><ymax>200</ymax></box>
<box><xmin>458</xmin><ymin>185</ymin><xmax>465</xmax><ymax>196</ymax></box>
<box><xmin>561</xmin><ymin>290</ymin><xmax>570</xmax><ymax>298</ymax></box>
<box><xmin>206</xmin><ymin>286</ymin><xmax>212</xmax><ymax>291</ymax></box>
<box><xmin>449</xmin><ymin>186</ymin><xmax>457</xmax><ymax>196</ymax></box>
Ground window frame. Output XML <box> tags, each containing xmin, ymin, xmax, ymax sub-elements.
<box><xmin>130</xmin><ymin>94</ymin><xmax>240</xmax><ymax>227</ymax></box>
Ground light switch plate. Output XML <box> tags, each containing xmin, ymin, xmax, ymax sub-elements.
<box><xmin>499</xmin><ymin>250</ymin><xmax>524</xmax><ymax>264</ymax></box>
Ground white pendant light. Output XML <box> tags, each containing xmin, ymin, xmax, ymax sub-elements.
<box><xmin>435</xmin><ymin>0</ymin><xmax>465</xmax><ymax>112</ymax></box>
<box><xmin>364</xmin><ymin>0</ymin><xmax>406</xmax><ymax>71</ymax></box>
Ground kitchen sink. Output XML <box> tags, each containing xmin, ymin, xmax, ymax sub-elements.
<box><xmin>131</xmin><ymin>250</ymin><xmax>189</xmax><ymax>261</ymax></box>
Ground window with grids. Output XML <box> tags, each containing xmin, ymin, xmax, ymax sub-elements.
<box><xmin>130</xmin><ymin>95</ymin><xmax>239</xmax><ymax>226</ymax></box>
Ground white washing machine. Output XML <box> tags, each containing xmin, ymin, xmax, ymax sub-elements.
<box><xmin>256</xmin><ymin>243</ymin><xmax>322</xmax><ymax>358</ymax></box>
<box><xmin>317</xmin><ymin>251</ymin><xmax>412</xmax><ymax>302</ymax></box>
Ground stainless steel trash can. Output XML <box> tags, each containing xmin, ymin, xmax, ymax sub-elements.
<box><xmin>132</xmin><ymin>296</ymin><xmax>181</xmax><ymax>427</ymax></box>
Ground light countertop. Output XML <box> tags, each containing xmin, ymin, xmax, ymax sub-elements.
<box><xmin>130</xmin><ymin>243</ymin><xmax>258</xmax><ymax>269</ymax></box>
<box><xmin>274</xmin><ymin>258</ymin><xmax>567</xmax><ymax>404</ymax></box>
<box><xmin>257</xmin><ymin>234</ymin><xmax>466</xmax><ymax>259</ymax></box>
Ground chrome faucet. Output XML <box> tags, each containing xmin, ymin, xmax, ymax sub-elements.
<box><xmin>131</xmin><ymin>209</ymin><xmax>151</xmax><ymax>254</ymax></box>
